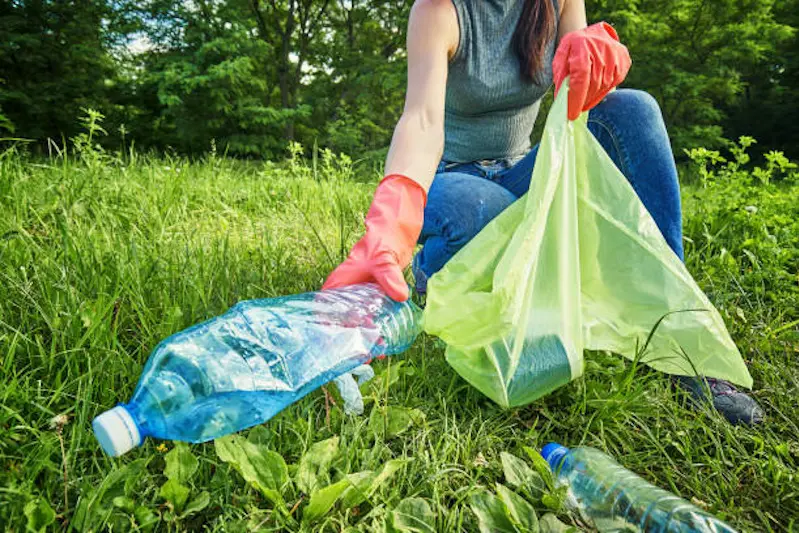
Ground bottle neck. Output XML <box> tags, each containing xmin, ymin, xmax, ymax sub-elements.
<box><xmin>374</xmin><ymin>298</ymin><xmax>423</xmax><ymax>355</ymax></box>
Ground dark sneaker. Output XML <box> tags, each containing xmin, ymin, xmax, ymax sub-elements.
<box><xmin>673</xmin><ymin>376</ymin><xmax>765</xmax><ymax>426</ymax></box>
<box><xmin>411</xmin><ymin>254</ymin><xmax>429</xmax><ymax>296</ymax></box>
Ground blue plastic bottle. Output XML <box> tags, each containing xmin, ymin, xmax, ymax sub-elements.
<box><xmin>93</xmin><ymin>284</ymin><xmax>422</xmax><ymax>456</ymax></box>
<box><xmin>541</xmin><ymin>443</ymin><xmax>738</xmax><ymax>533</ymax></box>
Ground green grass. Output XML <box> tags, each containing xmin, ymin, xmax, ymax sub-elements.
<box><xmin>1</xmin><ymin>144</ymin><xmax>797</xmax><ymax>532</ymax></box>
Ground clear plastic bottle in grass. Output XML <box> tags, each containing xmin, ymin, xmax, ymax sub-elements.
<box><xmin>92</xmin><ymin>284</ymin><xmax>422</xmax><ymax>456</ymax></box>
<box><xmin>542</xmin><ymin>443</ymin><xmax>738</xmax><ymax>532</ymax></box>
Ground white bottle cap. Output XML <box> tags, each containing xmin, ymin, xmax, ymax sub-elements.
<box><xmin>92</xmin><ymin>405</ymin><xmax>142</xmax><ymax>456</ymax></box>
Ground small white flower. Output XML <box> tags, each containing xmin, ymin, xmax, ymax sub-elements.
<box><xmin>473</xmin><ymin>452</ymin><xmax>489</xmax><ymax>467</ymax></box>
<box><xmin>744</xmin><ymin>205</ymin><xmax>758</xmax><ymax>214</ymax></box>
<box><xmin>50</xmin><ymin>413</ymin><xmax>70</xmax><ymax>430</ymax></box>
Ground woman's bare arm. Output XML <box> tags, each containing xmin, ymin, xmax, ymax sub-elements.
<box><xmin>558</xmin><ymin>0</ymin><xmax>588</xmax><ymax>40</ymax></box>
<box><xmin>383</xmin><ymin>0</ymin><xmax>458</xmax><ymax>192</ymax></box>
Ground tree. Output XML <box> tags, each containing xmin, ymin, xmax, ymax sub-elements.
<box><xmin>0</xmin><ymin>0</ymin><xmax>119</xmax><ymax>144</ymax></box>
<box><xmin>1</xmin><ymin>0</ymin><xmax>795</xmax><ymax>158</ymax></box>
<box><xmin>301</xmin><ymin>0</ymin><xmax>411</xmax><ymax>156</ymax></box>
<box><xmin>128</xmin><ymin>0</ymin><xmax>304</xmax><ymax>156</ymax></box>
<box><xmin>248</xmin><ymin>0</ymin><xmax>332</xmax><ymax>140</ymax></box>
<box><xmin>589</xmin><ymin>0</ymin><xmax>793</xmax><ymax>153</ymax></box>
<box><xmin>722</xmin><ymin>0</ymin><xmax>799</xmax><ymax>158</ymax></box>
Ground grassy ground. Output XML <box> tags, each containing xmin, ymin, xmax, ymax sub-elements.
<box><xmin>1</xmin><ymin>144</ymin><xmax>797</xmax><ymax>532</ymax></box>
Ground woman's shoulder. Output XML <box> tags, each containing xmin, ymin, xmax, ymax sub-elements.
<box><xmin>411</xmin><ymin>0</ymin><xmax>456</xmax><ymax>17</ymax></box>
<box><xmin>410</xmin><ymin>0</ymin><xmax>458</xmax><ymax>30</ymax></box>
<box><xmin>409</xmin><ymin>0</ymin><xmax>459</xmax><ymax>59</ymax></box>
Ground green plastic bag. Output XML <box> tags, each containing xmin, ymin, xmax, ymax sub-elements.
<box><xmin>423</xmin><ymin>80</ymin><xmax>752</xmax><ymax>408</ymax></box>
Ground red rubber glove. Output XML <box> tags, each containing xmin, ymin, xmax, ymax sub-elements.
<box><xmin>553</xmin><ymin>22</ymin><xmax>632</xmax><ymax>121</ymax></box>
<box><xmin>323</xmin><ymin>174</ymin><xmax>426</xmax><ymax>302</ymax></box>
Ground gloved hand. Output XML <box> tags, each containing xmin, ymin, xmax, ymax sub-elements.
<box><xmin>323</xmin><ymin>174</ymin><xmax>427</xmax><ymax>302</ymax></box>
<box><xmin>553</xmin><ymin>22</ymin><xmax>632</xmax><ymax>121</ymax></box>
<box><xmin>332</xmin><ymin>364</ymin><xmax>375</xmax><ymax>415</ymax></box>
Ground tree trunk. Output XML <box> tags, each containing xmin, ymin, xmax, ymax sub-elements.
<box><xmin>249</xmin><ymin>0</ymin><xmax>296</xmax><ymax>140</ymax></box>
<box><xmin>279</xmin><ymin>56</ymin><xmax>294</xmax><ymax>140</ymax></box>
<box><xmin>250</xmin><ymin>0</ymin><xmax>330</xmax><ymax>141</ymax></box>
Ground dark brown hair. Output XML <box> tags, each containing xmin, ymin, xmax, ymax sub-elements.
<box><xmin>513</xmin><ymin>0</ymin><xmax>557</xmax><ymax>82</ymax></box>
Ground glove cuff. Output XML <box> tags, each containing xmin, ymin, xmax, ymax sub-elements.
<box><xmin>586</xmin><ymin>21</ymin><xmax>620</xmax><ymax>42</ymax></box>
<box><xmin>380</xmin><ymin>174</ymin><xmax>428</xmax><ymax>207</ymax></box>
<box><xmin>365</xmin><ymin>173</ymin><xmax>426</xmax><ymax>268</ymax></box>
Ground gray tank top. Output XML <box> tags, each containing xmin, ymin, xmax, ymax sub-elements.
<box><xmin>444</xmin><ymin>0</ymin><xmax>559</xmax><ymax>163</ymax></box>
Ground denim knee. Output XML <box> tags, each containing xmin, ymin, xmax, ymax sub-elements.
<box><xmin>588</xmin><ymin>88</ymin><xmax>684</xmax><ymax>260</ymax></box>
<box><xmin>413</xmin><ymin>172</ymin><xmax>517</xmax><ymax>293</ymax></box>
<box><xmin>598</xmin><ymin>89</ymin><xmax>666</xmax><ymax>130</ymax></box>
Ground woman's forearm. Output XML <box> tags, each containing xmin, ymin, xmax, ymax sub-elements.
<box><xmin>383</xmin><ymin>0</ymin><xmax>456</xmax><ymax>192</ymax></box>
<box><xmin>557</xmin><ymin>0</ymin><xmax>587</xmax><ymax>41</ymax></box>
<box><xmin>384</xmin><ymin>108</ymin><xmax>444</xmax><ymax>192</ymax></box>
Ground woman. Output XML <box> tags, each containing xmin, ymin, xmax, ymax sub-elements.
<box><xmin>323</xmin><ymin>0</ymin><xmax>763</xmax><ymax>425</ymax></box>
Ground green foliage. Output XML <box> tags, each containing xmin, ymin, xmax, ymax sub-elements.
<box><xmin>0</xmin><ymin>0</ymin><xmax>123</xmax><ymax>143</ymax></box>
<box><xmin>470</xmin><ymin>491</ymin><xmax>520</xmax><ymax>533</ymax></box>
<box><xmin>286</xmin><ymin>140</ymin><xmax>358</xmax><ymax>182</ymax></box>
<box><xmin>71</xmin><ymin>459</ymin><xmax>149</xmax><ymax>531</ymax></box>
<box><xmin>163</xmin><ymin>442</ymin><xmax>200</xmax><ymax>484</ymax></box>
<box><xmin>500</xmin><ymin>451</ymin><xmax>546</xmax><ymax>496</ymax></box>
<box><xmin>212</xmin><ymin>431</ymin><xmax>407</xmax><ymax>526</ymax></box>
<box><xmin>539</xmin><ymin>514</ymin><xmax>578</xmax><ymax>533</ymax></box>
<box><xmin>0</xmin><ymin>142</ymin><xmax>797</xmax><ymax>531</ymax></box>
<box><xmin>722</xmin><ymin>0</ymin><xmax>799</xmax><ymax>158</ymax></box>
<box><xmin>305</xmin><ymin>2</ymin><xmax>410</xmax><ymax>155</ymax></box>
<box><xmin>72</xmin><ymin>108</ymin><xmax>109</xmax><ymax>170</ymax></box>
<box><xmin>159</xmin><ymin>479</ymin><xmax>190</xmax><ymax>513</ymax></box>
<box><xmin>158</xmin><ymin>442</ymin><xmax>211</xmax><ymax>522</ymax></box>
<box><xmin>589</xmin><ymin>0</ymin><xmax>794</xmax><ymax>153</ymax></box>
<box><xmin>215</xmin><ymin>434</ymin><xmax>290</xmax><ymax>512</ymax></box>
<box><xmin>682</xmin><ymin>139</ymin><xmax>799</xmax><ymax>331</ymax></box>
<box><xmin>390</xmin><ymin>497</ymin><xmax>436</xmax><ymax>532</ymax></box>
<box><xmin>296</xmin><ymin>436</ymin><xmax>340</xmax><ymax>494</ymax></box>
<box><xmin>303</xmin><ymin>477</ymin><xmax>351</xmax><ymax>522</ymax></box>
<box><xmin>339</xmin><ymin>459</ymin><xmax>407</xmax><ymax>509</ymax></box>
<box><xmin>495</xmin><ymin>484</ymin><xmax>539</xmax><ymax>532</ymax></box>
<box><xmin>0</xmin><ymin>107</ymin><xmax>13</xmax><ymax>133</ymax></box>
<box><xmin>2</xmin><ymin>0</ymin><xmax>797</xmax><ymax>158</ymax></box>
<box><xmin>64</xmin><ymin>441</ymin><xmax>207</xmax><ymax>530</ymax></box>
<box><xmin>23</xmin><ymin>498</ymin><xmax>56</xmax><ymax>532</ymax></box>
<box><xmin>470</xmin><ymin>450</ymin><xmax>575</xmax><ymax>532</ymax></box>
<box><xmin>181</xmin><ymin>491</ymin><xmax>211</xmax><ymax>519</ymax></box>
<box><xmin>369</xmin><ymin>406</ymin><xmax>426</xmax><ymax>439</ymax></box>
<box><xmin>141</xmin><ymin>21</ymin><xmax>302</xmax><ymax>157</ymax></box>
<box><xmin>685</xmin><ymin>135</ymin><xmax>798</xmax><ymax>187</ymax></box>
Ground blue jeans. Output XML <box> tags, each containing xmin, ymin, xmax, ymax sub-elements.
<box><xmin>413</xmin><ymin>89</ymin><xmax>684</xmax><ymax>293</ymax></box>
